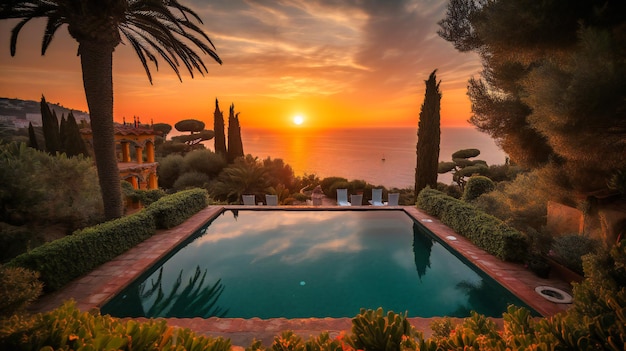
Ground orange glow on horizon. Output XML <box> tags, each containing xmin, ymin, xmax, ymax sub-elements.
<box><xmin>0</xmin><ymin>3</ymin><xmax>481</xmax><ymax>132</ymax></box>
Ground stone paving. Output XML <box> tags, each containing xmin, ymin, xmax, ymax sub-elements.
<box><xmin>30</xmin><ymin>205</ymin><xmax>574</xmax><ymax>348</ymax></box>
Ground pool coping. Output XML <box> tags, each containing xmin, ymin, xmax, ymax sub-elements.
<box><xmin>30</xmin><ymin>205</ymin><xmax>573</xmax><ymax>347</ymax></box>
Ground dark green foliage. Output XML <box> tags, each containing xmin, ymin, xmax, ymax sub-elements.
<box><xmin>182</xmin><ymin>149</ymin><xmax>227</xmax><ymax>179</ymax></box>
<box><xmin>171</xmin><ymin>130</ymin><xmax>215</xmax><ymax>146</ymax></box>
<box><xmin>462</xmin><ymin>175</ymin><xmax>495</xmax><ymax>202</ymax></box>
<box><xmin>8</xmin><ymin>211</ymin><xmax>155</xmax><ymax>292</ymax></box>
<box><xmin>175</xmin><ymin>119</ymin><xmax>205</xmax><ymax>133</ymax></box>
<box><xmin>157</xmin><ymin>154</ymin><xmax>184</xmax><ymax>189</ymax></box>
<box><xmin>155</xmin><ymin>140</ymin><xmax>189</xmax><ymax>157</ymax></box>
<box><xmin>472</xmin><ymin>171</ymin><xmax>549</xmax><ymax>232</ymax></box>
<box><xmin>0</xmin><ymin>265</ymin><xmax>42</xmax><ymax>318</ymax></box>
<box><xmin>0</xmin><ymin>142</ymin><xmax>103</xmax><ymax>229</ymax></box>
<box><xmin>436</xmin><ymin>182</ymin><xmax>462</xmax><ymax>199</ymax></box>
<box><xmin>227</xmin><ymin>104</ymin><xmax>244</xmax><ymax>163</ymax></box>
<box><xmin>63</xmin><ymin>112</ymin><xmax>87</xmax><ymax>157</ymax></box>
<box><xmin>146</xmin><ymin>188</ymin><xmax>208</xmax><ymax>229</ymax></box>
<box><xmin>320</xmin><ymin>176</ymin><xmax>348</xmax><ymax>197</ymax></box>
<box><xmin>485</xmin><ymin>163</ymin><xmax>523</xmax><ymax>182</ymax></box>
<box><xmin>151</xmin><ymin>123</ymin><xmax>172</xmax><ymax>139</ymax></box>
<box><xmin>121</xmin><ymin>181</ymin><xmax>165</xmax><ymax>206</ymax></box>
<box><xmin>27</xmin><ymin>123</ymin><xmax>39</xmax><ymax>150</ymax></box>
<box><xmin>40</xmin><ymin>96</ymin><xmax>61</xmax><ymax>154</ymax></box>
<box><xmin>439</xmin><ymin>0</ymin><xmax>626</xmax><ymax>196</ymax></box>
<box><xmin>0</xmin><ymin>301</ymin><xmax>231</xmax><ymax>351</ymax></box>
<box><xmin>417</xmin><ymin>188</ymin><xmax>528</xmax><ymax>261</ymax></box>
<box><xmin>415</xmin><ymin>69</ymin><xmax>442</xmax><ymax>196</ymax></box>
<box><xmin>209</xmin><ymin>156</ymin><xmax>270</xmax><ymax>203</ymax></box>
<box><xmin>263</xmin><ymin>157</ymin><xmax>296</xmax><ymax>192</ymax></box>
<box><xmin>438</xmin><ymin>148</ymin><xmax>489</xmax><ymax>190</ymax></box>
<box><xmin>213</xmin><ymin>98</ymin><xmax>227</xmax><ymax>156</ymax></box>
<box><xmin>551</xmin><ymin>234</ymin><xmax>599</xmax><ymax>275</ymax></box>
<box><xmin>173</xmin><ymin>171</ymin><xmax>211</xmax><ymax>191</ymax></box>
<box><xmin>0</xmin><ymin>223</ymin><xmax>41</xmax><ymax>263</ymax></box>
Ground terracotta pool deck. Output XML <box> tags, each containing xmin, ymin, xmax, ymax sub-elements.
<box><xmin>30</xmin><ymin>205</ymin><xmax>574</xmax><ymax>348</ymax></box>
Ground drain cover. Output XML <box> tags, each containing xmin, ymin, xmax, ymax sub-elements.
<box><xmin>534</xmin><ymin>286</ymin><xmax>573</xmax><ymax>304</ymax></box>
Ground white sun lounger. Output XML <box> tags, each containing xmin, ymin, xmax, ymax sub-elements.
<box><xmin>368</xmin><ymin>188</ymin><xmax>384</xmax><ymax>206</ymax></box>
<box><xmin>337</xmin><ymin>188</ymin><xmax>351</xmax><ymax>206</ymax></box>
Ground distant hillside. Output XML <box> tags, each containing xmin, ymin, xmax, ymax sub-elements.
<box><xmin>0</xmin><ymin>97</ymin><xmax>90</xmax><ymax>121</ymax></box>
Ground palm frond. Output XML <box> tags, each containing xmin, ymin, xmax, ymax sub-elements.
<box><xmin>42</xmin><ymin>16</ymin><xmax>64</xmax><ymax>55</ymax></box>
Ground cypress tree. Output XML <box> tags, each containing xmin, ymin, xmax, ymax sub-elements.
<box><xmin>227</xmin><ymin>104</ymin><xmax>244</xmax><ymax>163</ymax></box>
<box><xmin>59</xmin><ymin>114</ymin><xmax>67</xmax><ymax>153</ymax></box>
<box><xmin>213</xmin><ymin>98</ymin><xmax>227</xmax><ymax>156</ymax></box>
<box><xmin>415</xmin><ymin>69</ymin><xmax>442</xmax><ymax>198</ymax></box>
<box><xmin>28</xmin><ymin>122</ymin><xmax>40</xmax><ymax>151</ymax></box>
<box><xmin>40</xmin><ymin>96</ymin><xmax>61</xmax><ymax>154</ymax></box>
<box><xmin>64</xmin><ymin>111</ymin><xmax>88</xmax><ymax>157</ymax></box>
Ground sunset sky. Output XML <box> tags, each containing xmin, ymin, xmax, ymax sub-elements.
<box><xmin>0</xmin><ymin>0</ymin><xmax>481</xmax><ymax>130</ymax></box>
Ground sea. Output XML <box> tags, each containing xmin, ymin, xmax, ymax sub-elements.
<box><xmin>236</xmin><ymin>127</ymin><xmax>507</xmax><ymax>189</ymax></box>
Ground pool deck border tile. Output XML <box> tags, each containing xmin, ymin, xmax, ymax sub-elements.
<box><xmin>30</xmin><ymin>205</ymin><xmax>573</xmax><ymax>347</ymax></box>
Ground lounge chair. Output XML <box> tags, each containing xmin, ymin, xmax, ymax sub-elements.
<box><xmin>386</xmin><ymin>193</ymin><xmax>399</xmax><ymax>206</ymax></box>
<box><xmin>337</xmin><ymin>188</ymin><xmax>351</xmax><ymax>206</ymax></box>
<box><xmin>242</xmin><ymin>194</ymin><xmax>256</xmax><ymax>205</ymax></box>
<box><xmin>350</xmin><ymin>194</ymin><xmax>363</xmax><ymax>206</ymax></box>
<box><xmin>368</xmin><ymin>188</ymin><xmax>384</xmax><ymax>206</ymax></box>
<box><xmin>265</xmin><ymin>194</ymin><xmax>278</xmax><ymax>206</ymax></box>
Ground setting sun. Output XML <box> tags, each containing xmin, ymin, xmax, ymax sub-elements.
<box><xmin>293</xmin><ymin>115</ymin><xmax>304</xmax><ymax>125</ymax></box>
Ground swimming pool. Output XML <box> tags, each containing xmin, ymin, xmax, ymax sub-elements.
<box><xmin>101</xmin><ymin>209</ymin><xmax>535</xmax><ymax>319</ymax></box>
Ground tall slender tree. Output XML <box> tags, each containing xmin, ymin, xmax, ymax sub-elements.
<box><xmin>213</xmin><ymin>98</ymin><xmax>227</xmax><ymax>157</ymax></box>
<box><xmin>2</xmin><ymin>1</ymin><xmax>222</xmax><ymax>220</ymax></box>
<box><xmin>415</xmin><ymin>70</ymin><xmax>442</xmax><ymax>197</ymax></box>
<box><xmin>227</xmin><ymin>104</ymin><xmax>244</xmax><ymax>163</ymax></box>
<box><xmin>64</xmin><ymin>111</ymin><xmax>88</xmax><ymax>157</ymax></box>
<box><xmin>40</xmin><ymin>96</ymin><xmax>61</xmax><ymax>154</ymax></box>
<box><xmin>27</xmin><ymin>122</ymin><xmax>39</xmax><ymax>151</ymax></box>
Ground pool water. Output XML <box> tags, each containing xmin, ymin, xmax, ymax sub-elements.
<box><xmin>101</xmin><ymin>210</ymin><xmax>535</xmax><ymax>319</ymax></box>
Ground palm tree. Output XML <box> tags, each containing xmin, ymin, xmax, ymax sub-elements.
<box><xmin>1</xmin><ymin>1</ymin><xmax>222</xmax><ymax>220</ymax></box>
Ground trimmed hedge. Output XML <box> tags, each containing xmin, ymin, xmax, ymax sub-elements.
<box><xmin>145</xmin><ymin>188</ymin><xmax>208</xmax><ymax>229</ymax></box>
<box><xmin>417</xmin><ymin>187</ymin><xmax>528</xmax><ymax>262</ymax></box>
<box><xmin>7</xmin><ymin>189</ymin><xmax>209</xmax><ymax>293</ymax></box>
<box><xmin>8</xmin><ymin>211</ymin><xmax>155</xmax><ymax>292</ymax></box>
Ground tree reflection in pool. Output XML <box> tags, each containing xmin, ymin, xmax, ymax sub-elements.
<box><xmin>101</xmin><ymin>210</ymin><xmax>536</xmax><ymax>318</ymax></box>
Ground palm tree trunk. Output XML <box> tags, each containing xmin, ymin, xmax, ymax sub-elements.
<box><xmin>79</xmin><ymin>41</ymin><xmax>123</xmax><ymax>220</ymax></box>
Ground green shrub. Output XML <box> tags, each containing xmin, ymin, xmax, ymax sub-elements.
<box><xmin>292</xmin><ymin>192</ymin><xmax>309</xmax><ymax>202</ymax></box>
<box><xmin>8</xmin><ymin>211</ymin><xmax>155</xmax><ymax>292</ymax></box>
<box><xmin>472</xmin><ymin>172</ymin><xmax>549</xmax><ymax>232</ymax></box>
<box><xmin>436</xmin><ymin>182</ymin><xmax>462</xmax><ymax>199</ymax></box>
<box><xmin>157</xmin><ymin>154</ymin><xmax>184</xmax><ymax>189</ymax></box>
<box><xmin>0</xmin><ymin>265</ymin><xmax>42</xmax><ymax>318</ymax></box>
<box><xmin>271</xmin><ymin>330</ymin><xmax>303</xmax><ymax>351</ymax></box>
<box><xmin>137</xmin><ymin>188</ymin><xmax>166</xmax><ymax>206</ymax></box>
<box><xmin>320</xmin><ymin>176</ymin><xmax>348</xmax><ymax>196</ymax></box>
<box><xmin>0</xmin><ymin>142</ymin><xmax>103</xmax><ymax>229</ymax></box>
<box><xmin>0</xmin><ymin>223</ymin><xmax>41</xmax><ymax>263</ymax></box>
<box><xmin>326</xmin><ymin>180</ymin><xmax>350</xmax><ymax>199</ymax></box>
<box><xmin>146</xmin><ymin>188</ymin><xmax>208</xmax><ymax>229</ymax></box>
<box><xmin>0</xmin><ymin>300</ymin><xmax>231</xmax><ymax>350</ymax></box>
<box><xmin>417</xmin><ymin>188</ymin><xmax>528</xmax><ymax>261</ymax></box>
<box><xmin>347</xmin><ymin>308</ymin><xmax>420</xmax><ymax>351</ymax></box>
<box><xmin>173</xmin><ymin>171</ymin><xmax>211</xmax><ymax>191</ymax></box>
<box><xmin>551</xmin><ymin>233</ymin><xmax>599</xmax><ymax>274</ymax></box>
<box><xmin>429</xmin><ymin>317</ymin><xmax>455</xmax><ymax>338</ymax></box>
<box><xmin>462</xmin><ymin>175</ymin><xmax>495</xmax><ymax>202</ymax></box>
<box><xmin>183</xmin><ymin>149</ymin><xmax>227</xmax><ymax>178</ymax></box>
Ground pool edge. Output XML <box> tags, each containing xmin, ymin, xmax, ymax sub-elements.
<box><xmin>29</xmin><ymin>205</ymin><xmax>573</xmax><ymax>346</ymax></box>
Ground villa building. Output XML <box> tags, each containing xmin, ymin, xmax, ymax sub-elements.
<box><xmin>81</xmin><ymin>123</ymin><xmax>158</xmax><ymax>190</ymax></box>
